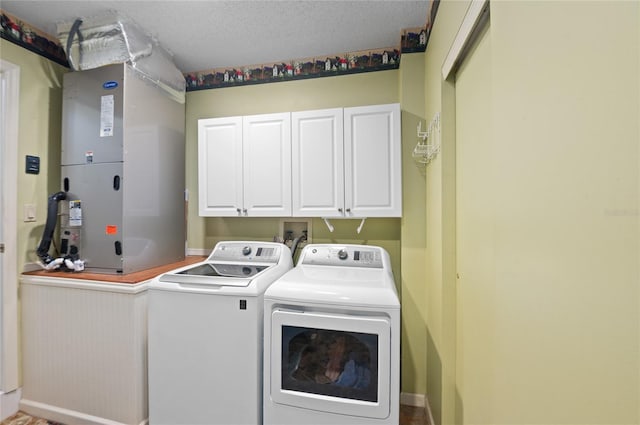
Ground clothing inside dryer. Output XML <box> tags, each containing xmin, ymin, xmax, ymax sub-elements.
<box><xmin>282</xmin><ymin>326</ymin><xmax>379</xmax><ymax>402</ymax></box>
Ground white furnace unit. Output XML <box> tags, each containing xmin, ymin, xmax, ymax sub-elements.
<box><xmin>58</xmin><ymin>63</ymin><xmax>185</xmax><ymax>273</ymax></box>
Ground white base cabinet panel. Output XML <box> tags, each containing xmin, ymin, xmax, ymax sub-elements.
<box><xmin>19</xmin><ymin>276</ymin><xmax>148</xmax><ymax>425</ymax></box>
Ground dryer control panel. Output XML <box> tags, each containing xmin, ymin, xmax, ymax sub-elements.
<box><xmin>299</xmin><ymin>244</ymin><xmax>384</xmax><ymax>268</ymax></box>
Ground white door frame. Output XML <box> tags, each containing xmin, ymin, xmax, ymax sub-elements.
<box><xmin>0</xmin><ymin>59</ymin><xmax>21</xmax><ymax>415</ymax></box>
<box><xmin>437</xmin><ymin>2</ymin><xmax>490</xmax><ymax>424</ymax></box>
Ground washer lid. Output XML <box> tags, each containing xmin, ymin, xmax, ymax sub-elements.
<box><xmin>176</xmin><ymin>262</ymin><xmax>270</xmax><ymax>278</ymax></box>
<box><xmin>158</xmin><ymin>262</ymin><xmax>273</xmax><ymax>287</ymax></box>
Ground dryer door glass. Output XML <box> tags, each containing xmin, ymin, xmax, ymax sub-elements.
<box><xmin>283</xmin><ymin>326</ymin><xmax>378</xmax><ymax>402</ymax></box>
<box><xmin>270</xmin><ymin>310</ymin><xmax>391</xmax><ymax>419</ymax></box>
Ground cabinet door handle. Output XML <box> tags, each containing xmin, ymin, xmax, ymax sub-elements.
<box><xmin>243</xmin><ymin>208</ymin><xmax>248</xmax><ymax>215</ymax></box>
<box><xmin>338</xmin><ymin>208</ymin><xmax>343</xmax><ymax>213</ymax></box>
<box><xmin>236</xmin><ymin>208</ymin><xmax>242</xmax><ymax>215</ymax></box>
<box><xmin>346</xmin><ymin>208</ymin><xmax>351</xmax><ymax>213</ymax></box>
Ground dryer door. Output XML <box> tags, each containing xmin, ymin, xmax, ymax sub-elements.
<box><xmin>269</xmin><ymin>309</ymin><xmax>391</xmax><ymax>419</ymax></box>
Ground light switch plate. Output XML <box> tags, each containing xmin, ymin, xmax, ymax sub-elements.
<box><xmin>24</xmin><ymin>204</ymin><xmax>36</xmax><ymax>222</ymax></box>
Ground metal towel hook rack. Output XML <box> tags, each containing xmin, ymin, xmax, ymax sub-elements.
<box><xmin>413</xmin><ymin>112</ymin><xmax>441</xmax><ymax>167</ymax></box>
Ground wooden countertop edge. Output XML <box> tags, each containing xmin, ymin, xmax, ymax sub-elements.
<box><xmin>22</xmin><ymin>256</ymin><xmax>207</xmax><ymax>284</ymax></box>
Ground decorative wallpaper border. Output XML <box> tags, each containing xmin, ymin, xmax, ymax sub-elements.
<box><xmin>0</xmin><ymin>10</ymin><xmax>69</xmax><ymax>67</ymax></box>
<box><xmin>185</xmin><ymin>47</ymin><xmax>403</xmax><ymax>91</ymax></box>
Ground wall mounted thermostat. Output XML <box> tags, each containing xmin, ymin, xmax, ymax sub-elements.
<box><xmin>26</xmin><ymin>155</ymin><xmax>40</xmax><ymax>174</ymax></box>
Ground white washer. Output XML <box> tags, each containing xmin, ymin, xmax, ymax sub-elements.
<box><xmin>148</xmin><ymin>241</ymin><xmax>293</xmax><ymax>425</ymax></box>
<box><xmin>263</xmin><ymin>244</ymin><xmax>400</xmax><ymax>425</ymax></box>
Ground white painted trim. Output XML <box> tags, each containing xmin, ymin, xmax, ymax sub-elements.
<box><xmin>20</xmin><ymin>275</ymin><xmax>149</xmax><ymax>295</ymax></box>
<box><xmin>20</xmin><ymin>398</ymin><xmax>148</xmax><ymax>425</ymax></box>
<box><xmin>186</xmin><ymin>247</ymin><xmax>209</xmax><ymax>256</ymax></box>
<box><xmin>400</xmin><ymin>391</ymin><xmax>426</xmax><ymax>407</ymax></box>
<box><xmin>442</xmin><ymin>0</ymin><xmax>490</xmax><ymax>80</ymax></box>
<box><xmin>0</xmin><ymin>388</ymin><xmax>21</xmax><ymax>421</ymax></box>
<box><xmin>0</xmin><ymin>59</ymin><xmax>20</xmax><ymax>393</ymax></box>
<box><xmin>21</xmin><ymin>262</ymin><xmax>41</xmax><ymax>273</ymax></box>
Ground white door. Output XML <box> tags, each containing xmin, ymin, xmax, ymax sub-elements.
<box><xmin>292</xmin><ymin>108</ymin><xmax>344</xmax><ymax>217</ymax></box>
<box><xmin>269</xmin><ymin>309</ymin><xmax>391</xmax><ymax>419</ymax></box>
<box><xmin>243</xmin><ymin>112</ymin><xmax>291</xmax><ymax>216</ymax></box>
<box><xmin>344</xmin><ymin>104</ymin><xmax>402</xmax><ymax>217</ymax></box>
<box><xmin>0</xmin><ymin>68</ymin><xmax>4</xmax><ymax>393</ymax></box>
<box><xmin>198</xmin><ymin>116</ymin><xmax>243</xmax><ymax>216</ymax></box>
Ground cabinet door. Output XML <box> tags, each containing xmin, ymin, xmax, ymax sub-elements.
<box><xmin>242</xmin><ymin>113</ymin><xmax>292</xmax><ymax>216</ymax></box>
<box><xmin>198</xmin><ymin>117</ymin><xmax>243</xmax><ymax>216</ymax></box>
<box><xmin>292</xmin><ymin>108</ymin><xmax>344</xmax><ymax>217</ymax></box>
<box><xmin>344</xmin><ymin>103</ymin><xmax>402</xmax><ymax>217</ymax></box>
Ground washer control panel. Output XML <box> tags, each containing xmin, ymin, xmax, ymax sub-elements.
<box><xmin>208</xmin><ymin>242</ymin><xmax>281</xmax><ymax>263</ymax></box>
<box><xmin>300</xmin><ymin>244</ymin><xmax>383</xmax><ymax>268</ymax></box>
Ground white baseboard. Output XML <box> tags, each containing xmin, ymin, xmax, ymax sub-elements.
<box><xmin>186</xmin><ymin>248</ymin><xmax>209</xmax><ymax>256</ymax></box>
<box><xmin>19</xmin><ymin>399</ymin><xmax>148</xmax><ymax>425</ymax></box>
<box><xmin>0</xmin><ymin>388</ymin><xmax>21</xmax><ymax>421</ymax></box>
<box><xmin>425</xmin><ymin>395</ymin><xmax>436</xmax><ymax>425</ymax></box>
<box><xmin>400</xmin><ymin>392</ymin><xmax>425</xmax><ymax>407</ymax></box>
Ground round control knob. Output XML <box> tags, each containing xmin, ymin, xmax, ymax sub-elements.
<box><xmin>242</xmin><ymin>266</ymin><xmax>252</xmax><ymax>275</ymax></box>
<box><xmin>338</xmin><ymin>249</ymin><xmax>348</xmax><ymax>260</ymax></box>
<box><xmin>242</xmin><ymin>246</ymin><xmax>252</xmax><ymax>256</ymax></box>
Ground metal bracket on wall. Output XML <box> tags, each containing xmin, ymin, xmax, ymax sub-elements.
<box><xmin>413</xmin><ymin>112</ymin><xmax>441</xmax><ymax>167</ymax></box>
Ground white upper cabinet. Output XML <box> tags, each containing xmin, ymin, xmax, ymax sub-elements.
<box><xmin>198</xmin><ymin>112</ymin><xmax>291</xmax><ymax>217</ymax></box>
<box><xmin>292</xmin><ymin>103</ymin><xmax>402</xmax><ymax>218</ymax></box>
<box><xmin>344</xmin><ymin>103</ymin><xmax>402</xmax><ymax>217</ymax></box>
<box><xmin>242</xmin><ymin>113</ymin><xmax>292</xmax><ymax>217</ymax></box>
<box><xmin>292</xmin><ymin>108</ymin><xmax>344</xmax><ymax>217</ymax></box>
<box><xmin>199</xmin><ymin>103</ymin><xmax>401</xmax><ymax>218</ymax></box>
<box><xmin>198</xmin><ymin>116</ymin><xmax>243</xmax><ymax>216</ymax></box>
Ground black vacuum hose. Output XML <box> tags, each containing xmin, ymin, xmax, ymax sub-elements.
<box><xmin>36</xmin><ymin>191</ymin><xmax>67</xmax><ymax>264</ymax></box>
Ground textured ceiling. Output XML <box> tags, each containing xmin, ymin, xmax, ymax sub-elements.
<box><xmin>1</xmin><ymin>0</ymin><xmax>430</xmax><ymax>73</ymax></box>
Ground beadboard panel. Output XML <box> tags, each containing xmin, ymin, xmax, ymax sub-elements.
<box><xmin>20</xmin><ymin>277</ymin><xmax>148</xmax><ymax>425</ymax></box>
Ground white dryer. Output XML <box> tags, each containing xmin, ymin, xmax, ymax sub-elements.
<box><xmin>263</xmin><ymin>244</ymin><xmax>400</xmax><ymax>425</ymax></box>
<box><xmin>148</xmin><ymin>241</ymin><xmax>293</xmax><ymax>425</ymax></box>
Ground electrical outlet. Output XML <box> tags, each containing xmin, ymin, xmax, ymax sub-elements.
<box><xmin>23</xmin><ymin>204</ymin><xmax>36</xmax><ymax>222</ymax></box>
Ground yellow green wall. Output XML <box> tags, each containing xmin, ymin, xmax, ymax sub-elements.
<box><xmin>1</xmin><ymin>38</ymin><xmax>67</xmax><ymax>384</ymax></box>
<box><xmin>423</xmin><ymin>1</ymin><xmax>639</xmax><ymax>424</ymax></box>
<box><xmin>0</xmin><ymin>39</ymin><xmax>67</xmax><ymax>275</ymax></box>
<box><xmin>399</xmin><ymin>53</ymin><xmax>427</xmax><ymax>398</ymax></box>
